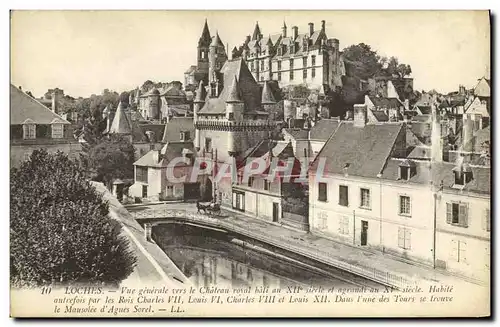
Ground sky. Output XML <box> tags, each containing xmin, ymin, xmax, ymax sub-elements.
<box><xmin>10</xmin><ymin>10</ymin><xmax>490</xmax><ymax>98</ymax></box>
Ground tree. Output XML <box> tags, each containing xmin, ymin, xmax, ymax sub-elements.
<box><xmin>384</xmin><ymin>56</ymin><xmax>412</xmax><ymax>78</ymax></box>
<box><xmin>84</xmin><ymin>135</ymin><xmax>136</xmax><ymax>190</ymax></box>
<box><xmin>342</xmin><ymin>43</ymin><xmax>383</xmax><ymax>80</ymax></box>
<box><xmin>10</xmin><ymin>149</ymin><xmax>136</xmax><ymax>288</ymax></box>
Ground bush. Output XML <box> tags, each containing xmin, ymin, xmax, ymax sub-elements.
<box><xmin>10</xmin><ymin>149</ymin><xmax>137</xmax><ymax>288</ymax></box>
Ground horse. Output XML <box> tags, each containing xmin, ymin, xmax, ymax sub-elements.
<box><xmin>196</xmin><ymin>200</ymin><xmax>221</xmax><ymax>216</ymax></box>
<box><xmin>196</xmin><ymin>200</ymin><xmax>210</xmax><ymax>214</ymax></box>
<box><xmin>206</xmin><ymin>203</ymin><xmax>221</xmax><ymax>216</ymax></box>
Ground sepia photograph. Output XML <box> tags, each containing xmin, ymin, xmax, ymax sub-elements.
<box><xmin>9</xmin><ymin>9</ymin><xmax>491</xmax><ymax>318</ymax></box>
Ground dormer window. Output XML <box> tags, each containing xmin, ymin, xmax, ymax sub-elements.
<box><xmin>452</xmin><ymin>162</ymin><xmax>473</xmax><ymax>187</ymax></box>
<box><xmin>182</xmin><ymin>148</ymin><xmax>194</xmax><ymax>165</ymax></box>
<box><xmin>22</xmin><ymin>119</ymin><xmax>36</xmax><ymax>139</ymax></box>
<box><xmin>398</xmin><ymin>160</ymin><xmax>416</xmax><ymax>181</ymax></box>
<box><xmin>180</xmin><ymin>131</ymin><xmax>190</xmax><ymax>141</ymax></box>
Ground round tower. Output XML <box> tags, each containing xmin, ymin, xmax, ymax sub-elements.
<box><xmin>148</xmin><ymin>88</ymin><xmax>160</xmax><ymax>120</ymax></box>
<box><xmin>193</xmin><ymin>81</ymin><xmax>206</xmax><ymax>151</ymax></box>
<box><xmin>225</xmin><ymin>75</ymin><xmax>243</xmax><ymax>157</ymax></box>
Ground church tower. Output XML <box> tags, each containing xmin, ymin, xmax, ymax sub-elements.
<box><xmin>208</xmin><ymin>31</ymin><xmax>228</xmax><ymax>98</ymax></box>
<box><xmin>197</xmin><ymin>19</ymin><xmax>212</xmax><ymax>76</ymax></box>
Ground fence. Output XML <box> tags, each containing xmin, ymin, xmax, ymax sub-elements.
<box><xmin>131</xmin><ymin>208</ymin><xmax>417</xmax><ymax>289</ymax></box>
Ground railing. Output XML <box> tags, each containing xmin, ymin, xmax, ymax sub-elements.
<box><xmin>132</xmin><ymin>208</ymin><xmax>417</xmax><ymax>289</ymax></box>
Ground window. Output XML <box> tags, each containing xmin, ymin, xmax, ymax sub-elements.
<box><xmin>303</xmin><ymin>69</ymin><xmax>307</xmax><ymax>80</ymax></box>
<box><xmin>23</xmin><ymin>124</ymin><xmax>36</xmax><ymax>139</ymax></box>
<box><xmin>484</xmin><ymin>208</ymin><xmax>491</xmax><ymax>232</ymax></box>
<box><xmin>228</xmin><ymin>112</ymin><xmax>234</xmax><ymax>120</ymax></box>
<box><xmin>256</xmin><ymin>61</ymin><xmax>259</xmax><ymax>72</ymax></box>
<box><xmin>400</xmin><ymin>167</ymin><xmax>410</xmax><ymax>180</ymax></box>
<box><xmin>399</xmin><ymin>195</ymin><xmax>411</xmax><ymax>216</ymax></box>
<box><xmin>454</xmin><ymin>171</ymin><xmax>464</xmax><ymax>185</ymax></box>
<box><xmin>248</xmin><ymin>176</ymin><xmax>254</xmax><ymax>187</ymax></box>
<box><xmin>290</xmin><ymin>59</ymin><xmax>294</xmax><ymax>69</ymax></box>
<box><xmin>278</xmin><ymin>61</ymin><xmax>282</xmax><ymax>70</ymax></box>
<box><xmin>290</xmin><ymin>71</ymin><xmax>294</xmax><ymax>81</ymax></box>
<box><xmin>312</xmin><ymin>68</ymin><xmax>316</xmax><ymax>78</ymax></box>
<box><xmin>205</xmin><ymin>138</ymin><xmax>212</xmax><ymax>152</ymax></box>
<box><xmin>339</xmin><ymin>185</ymin><xmax>349</xmax><ymax>206</ymax></box>
<box><xmin>180</xmin><ymin>131</ymin><xmax>190</xmax><ymax>141</ymax></box>
<box><xmin>264</xmin><ymin>180</ymin><xmax>270</xmax><ymax>191</ymax></box>
<box><xmin>318</xmin><ymin>182</ymin><xmax>327</xmax><ymax>202</ymax></box>
<box><xmin>261</xmin><ymin>61</ymin><xmax>264</xmax><ymax>71</ymax></box>
<box><xmin>317</xmin><ymin>211</ymin><xmax>327</xmax><ymax>230</ymax></box>
<box><xmin>142</xmin><ymin>185</ymin><xmax>148</xmax><ymax>198</ymax></box>
<box><xmin>251</xmin><ymin>62</ymin><xmax>254</xmax><ymax>71</ymax></box>
<box><xmin>360</xmin><ymin>188</ymin><xmax>371</xmax><ymax>209</ymax></box>
<box><xmin>446</xmin><ymin>202</ymin><xmax>468</xmax><ymax>227</ymax></box>
<box><xmin>311</xmin><ymin>55</ymin><xmax>316</xmax><ymax>66</ymax></box>
<box><xmin>303</xmin><ymin>148</ymin><xmax>307</xmax><ymax>158</ymax></box>
<box><xmin>339</xmin><ymin>216</ymin><xmax>349</xmax><ymax>235</ymax></box>
<box><xmin>398</xmin><ymin>227</ymin><xmax>411</xmax><ymax>250</ymax></box>
<box><xmin>303</xmin><ymin>57</ymin><xmax>307</xmax><ymax>67</ymax></box>
<box><xmin>210</xmin><ymin>83</ymin><xmax>216</xmax><ymax>97</ymax></box>
<box><xmin>278</xmin><ymin>72</ymin><xmax>282</xmax><ymax>81</ymax></box>
<box><xmin>136</xmin><ymin>166</ymin><xmax>148</xmax><ymax>183</ymax></box>
<box><xmin>52</xmin><ymin>123</ymin><xmax>63</xmax><ymax>139</ymax></box>
<box><xmin>450</xmin><ymin>240</ymin><xmax>467</xmax><ymax>263</ymax></box>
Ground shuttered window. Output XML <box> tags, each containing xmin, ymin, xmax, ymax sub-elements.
<box><xmin>339</xmin><ymin>185</ymin><xmax>349</xmax><ymax>207</ymax></box>
<box><xmin>338</xmin><ymin>216</ymin><xmax>349</xmax><ymax>235</ymax></box>
<box><xmin>450</xmin><ymin>240</ymin><xmax>467</xmax><ymax>263</ymax></box>
<box><xmin>318</xmin><ymin>182</ymin><xmax>327</xmax><ymax>202</ymax></box>
<box><xmin>398</xmin><ymin>227</ymin><xmax>411</xmax><ymax>250</ymax></box>
<box><xmin>446</xmin><ymin>202</ymin><xmax>468</xmax><ymax>228</ymax></box>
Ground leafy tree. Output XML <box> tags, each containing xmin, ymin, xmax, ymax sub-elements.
<box><xmin>342</xmin><ymin>43</ymin><xmax>383</xmax><ymax>80</ymax></box>
<box><xmin>384</xmin><ymin>56</ymin><xmax>412</xmax><ymax>78</ymax></box>
<box><xmin>84</xmin><ymin>135</ymin><xmax>136</xmax><ymax>190</ymax></box>
<box><xmin>10</xmin><ymin>149</ymin><xmax>136</xmax><ymax>288</ymax></box>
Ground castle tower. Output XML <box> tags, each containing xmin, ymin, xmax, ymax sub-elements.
<box><xmin>209</xmin><ymin>31</ymin><xmax>227</xmax><ymax>97</ymax></box>
<box><xmin>148</xmin><ymin>88</ymin><xmax>160</xmax><ymax>120</ymax></box>
<box><xmin>193</xmin><ymin>80</ymin><xmax>206</xmax><ymax>151</ymax></box>
<box><xmin>252</xmin><ymin>21</ymin><xmax>262</xmax><ymax>41</ymax></box>
<box><xmin>225</xmin><ymin>75</ymin><xmax>243</xmax><ymax>156</ymax></box>
<box><xmin>261</xmin><ymin>81</ymin><xmax>276</xmax><ymax>109</ymax></box>
<box><xmin>197</xmin><ymin>19</ymin><xmax>212</xmax><ymax>74</ymax></box>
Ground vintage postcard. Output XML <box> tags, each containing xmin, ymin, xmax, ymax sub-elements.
<box><xmin>10</xmin><ymin>10</ymin><xmax>490</xmax><ymax>317</ymax></box>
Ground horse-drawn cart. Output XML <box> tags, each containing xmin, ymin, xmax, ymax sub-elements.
<box><xmin>196</xmin><ymin>200</ymin><xmax>221</xmax><ymax>216</ymax></box>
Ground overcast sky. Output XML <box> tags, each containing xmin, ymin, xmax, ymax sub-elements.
<box><xmin>11</xmin><ymin>10</ymin><xmax>490</xmax><ymax>98</ymax></box>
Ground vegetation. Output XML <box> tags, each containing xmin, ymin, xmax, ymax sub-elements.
<box><xmin>10</xmin><ymin>150</ymin><xmax>137</xmax><ymax>288</ymax></box>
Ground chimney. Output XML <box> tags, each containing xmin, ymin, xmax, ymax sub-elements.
<box><xmin>353</xmin><ymin>104</ymin><xmax>367</xmax><ymax>128</ymax></box>
<box><xmin>431</xmin><ymin>104</ymin><xmax>443</xmax><ymax>162</ymax></box>
<box><xmin>153</xmin><ymin>149</ymin><xmax>162</xmax><ymax>163</ymax></box>
<box><xmin>459</xmin><ymin>85</ymin><xmax>466</xmax><ymax>95</ymax></box>
<box><xmin>18</xmin><ymin>86</ymin><xmax>22</xmax><ymax>90</ymax></box>
<box><xmin>308</xmin><ymin>23</ymin><xmax>314</xmax><ymax>37</ymax></box>
<box><xmin>292</xmin><ymin>26</ymin><xmax>298</xmax><ymax>40</ymax></box>
<box><xmin>321</xmin><ymin>20</ymin><xmax>326</xmax><ymax>32</ymax></box>
<box><xmin>462</xmin><ymin>114</ymin><xmax>474</xmax><ymax>152</ymax></box>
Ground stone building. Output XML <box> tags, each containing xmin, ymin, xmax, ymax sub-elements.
<box><xmin>184</xmin><ymin>19</ymin><xmax>228</xmax><ymax>92</ymax></box>
<box><xmin>233</xmin><ymin>20</ymin><xmax>345</xmax><ymax>91</ymax></box>
<box><xmin>10</xmin><ymin>84</ymin><xmax>81</xmax><ymax>167</ymax></box>
<box><xmin>193</xmin><ymin>58</ymin><xmax>277</xmax><ymax>207</ymax></box>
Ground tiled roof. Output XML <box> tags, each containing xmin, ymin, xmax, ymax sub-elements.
<box><xmin>161</xmin><ymin>117</ymin><xmax>195</xmax><ymax>143</ymax></box>
<box><xmin>310</xmin><ymin>121</ymin><xmax>404</xmax><ymax>178</ymax></box>
<box><xmin>10</xmin><ymin>84</ymin><xmax>70</xmax><ymax>125</ymax></box>
<box><xmin>161</xmin><ymin>141</ymin><xmax>196</xmax><ymax>164</ymax></box>
<box><xmin>309</xmin><ymin>119</ymin><xmax>340</xmax><ymax>141</ymax></box>
<box><xmin>416</xmin><ymin>105</ymin><xmax>432</xmax><ymax>115</ymax></box>
<box><xmin>283</xmin><ymin>128</ymin><xmax>309</xmax><ymax>140</ymax></box>
<box><xmin>160</xmin><ymin>85</ymin><xmax>186</xmax><ymax>98</ymax></box>
<box><xmin>109</xmin><ymin>102</ymin><xmax>132</xmax><ymax>134</ymax></box>
<box><xmin>199</xmin><ymin>19</ymin><xmax>211</xmax><ymax>47</ymax></box>
<box><xmin>198</xmin><ymin>58</ymin><xmax>261</xmax><ymax>114</ymax></box>
<box><xmin>411</xmin><ymin>114</ymin><xmax>432</xmax><ymax>123</ymax></box>
<box><xmin>368</xmin><ymin>96</ymin><xmax>402</xmax><ymax>109</ymax></box>
<box><xmin>261</xmin><ymin>81</ymin><xmax>276</xmax><ymax>104</ymax></box>
<box><xmin>371</xmin><ymin>110</ymin><xmax>389</xmax><ymax>122</ymax></box>
<box><xmin>226</xmin><ymin>75</ymin><xmax>242</xmax><ymax>103</ymax></box>
<box><xmin>382</xmin><ymin>159</ymin><xmax>431</xmax><ymax>186</ymax></box>
<box><xmin>136</xmin><ymin>123</ymin><xmax>166</xmax><ymax>143</ymax></box>
<box><xmin>407</xmin><ymin>145</ymin><xmax>431</xmax><ymax>160</ymax></box>
<box><xmin>210</xmin><ymin>32</ymin><xmax>223</xmax><ymax>47</ymax></box>
<box><xmin>432</xmin><ymin>161</ymin><xmax>490</xmax><ymax>195</ymax></box>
